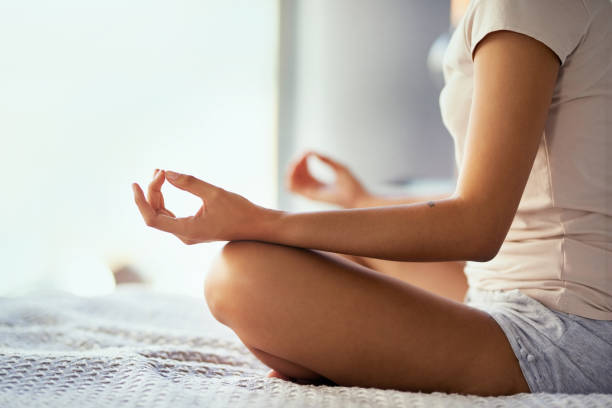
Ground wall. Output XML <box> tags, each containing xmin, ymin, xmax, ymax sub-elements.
<box><xmin>278</xmin><ymin>0</ymin><xmax>454</xmax><ymax>210</ymax></box>
<box><xmin>0</xmin><ymin>0</ymin><xmax>278</xmax><ymax>296</ymax></box>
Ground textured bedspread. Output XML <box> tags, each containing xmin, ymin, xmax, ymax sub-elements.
<box><xmin>1</xmin><ymin>287</ymin><xmax>610</xmax><ymax>407</ymax></box>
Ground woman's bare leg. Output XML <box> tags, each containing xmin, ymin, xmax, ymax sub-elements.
<box><xmin>338</xmin><ymin>255</ymin><xmax>468</xmax><ymax>302</ymax></box>
<box><xmin>205</xmin><ymin>241</ymin><xmax>529</xmax><ymax>396</ymax></box>
<box><xmin>264</xmin><ymin>254</ymin><xmax>467</xmax><ymax>381</ymax></box>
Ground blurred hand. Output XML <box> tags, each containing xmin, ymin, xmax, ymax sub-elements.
<box><xmin>286</xmin><ymin>151</ymin><xmax>370</xmax><ymax>208</ymax></box>
<box><xmin>132</xmin><ymin>170</ymin><xmax>264</xmax><ymax>244</ymax></box>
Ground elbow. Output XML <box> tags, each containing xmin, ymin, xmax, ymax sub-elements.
<box><xmin>464</xmin><ymin>215</ymin><xmax>506</xmax><ymax>262</ymax></box>
<box><xmin>468</xmin><ymin>228</ymin><xmax>505</xmax><ymax>262</ymax></box>
<box><xmin>452</xmin><ymin>195</ymin><xmax>510</xmax><ymax>262</ymax></box>
<box><xmin>470</xmin><ymin>241</ymin><xmax>500</xmax><ymax>262</ymax></box>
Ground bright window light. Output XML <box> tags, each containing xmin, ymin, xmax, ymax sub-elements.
<box><xmin>0</xmin><ymin>0</ymin><xmax>279</xmax><ymax>297</ymax></box>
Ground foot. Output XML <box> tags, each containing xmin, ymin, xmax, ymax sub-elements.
<box><xmin>266</xmin><ymin>369</ymin><xmax>335</xmax><ymax>386</ymax></box>
<box><xmin>266</xmin><ymin>369</ymin><xmax>293</xmax><ymax>381</ymax></box>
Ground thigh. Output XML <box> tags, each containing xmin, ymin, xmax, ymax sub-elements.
<box><xmin>206</xmin><ymin>241</ymin><xmax>529</xmax><ymax>396</ymax></box>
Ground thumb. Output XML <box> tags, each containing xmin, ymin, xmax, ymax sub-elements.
<box><xmin>165</xmin><ymin>170</ymin><xmax>216</xmax><ymax>199</ymax></box>
<box><xmin>312</xmin><ymin>152</ymin><xmax>344</xmax><ymax>172</ymax></box>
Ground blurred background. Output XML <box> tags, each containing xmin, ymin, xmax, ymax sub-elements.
<box><xmin>0</xmin><ymin>0</ymin><xmax>454</xmax><ymax>298</ymax></box>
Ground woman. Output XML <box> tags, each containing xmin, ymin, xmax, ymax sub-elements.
<box><xmin>132</xmin><ymin>0</ymin><xmax>612</xmax><ymax>396</ymax></box>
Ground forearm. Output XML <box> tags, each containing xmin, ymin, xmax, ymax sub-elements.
<box><xmin>352</xmin><ymin>192</ymin><xmax>452</xmax><ymax>209</ymax></box>
<box><xmin>254</xmin><ymin>197</ymin><xmax>496</xmax><ymax>262</ymax></box>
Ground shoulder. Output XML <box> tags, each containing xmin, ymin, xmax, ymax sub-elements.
<box><xmin>463</xmin><ymin>0</ymin><xmax>591</xmax><ymax>65</ymax></box>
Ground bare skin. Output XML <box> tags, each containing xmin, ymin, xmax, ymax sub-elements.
<box><xmin>286</xmin><ymin>150</ymin><xmax>469</xmax><ymax>303</ymax></box>
<box><xmin>205</xmin><ymin>241</ymin><xmax>524</xmax><ymax>394</ymax></box>
<box><xmin>132</xmin><ymin>31</ymin><xmax>560</xmax><ymax>395</ymax></box>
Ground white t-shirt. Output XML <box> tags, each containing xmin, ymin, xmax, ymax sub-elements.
<box><xmin>440</xmin><ymin>0</ymin><xmax>612</xmax><ymax>319</ymax></box>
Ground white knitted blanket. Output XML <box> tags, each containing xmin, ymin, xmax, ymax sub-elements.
<box><xmin>1</xmin><ymin>287</ymin><xmax>610</xmax><ymax>408</ymax></box>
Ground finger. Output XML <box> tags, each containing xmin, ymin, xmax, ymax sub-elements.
<box><xmin>150</xmin><ymin>169</ymin><xmax>165</xmax><ymax>191</ymax></box>
<box><xmin>158</xmin><ymin>194</ymin><xmax>173</xmax><ymax>216</ymax></box>
<box><xmin>147</xmin><ymin>170</ymin><xmax>165</xmax><ymax>210</ymax></box>
<box><xmin>133</xmin><ymin>182</ymin><xmax>156</xmax><ymax>219</ymax></box>
<box><xmin>287</xmin><ymin>156</ymin><xmax>315</xmax><ymax>190</ymax></box>
<box><xmin>288</xmin><ymin>170</ymin><xmax>324</xmax><ymax>195</ymax></box>
<box><xmin>289</xmin><ymin>155</ymin><xmax>308</xmax><ymax>179</ymax></box>
<box><xmin>164</xmin><ymin>170</ymin><xmax>217</xmax><ymax>199</ymax></box>
<box><xmin>312</xmin><ymin>152</ymin><xmax>344</xmax><ymax>170</ymax></box>
<box><xmin>297</xmin><ymin>156</ymin><xmax>325</xmax><ymax>185</ymax></box>
<box><xmin>153</xmin><ymin>168</ymin><xmax>160</xmax><ymax>178</ymax></box>
<box><xmin>133</xmin><ymin>183</ymin><xmax>185</xmax><ymax>234</ymax></box>
<box><xmin>286</xmin><ymin>153</ymin><xmax>306</xmax><ymax>179</ymax></box>
<box><xmin>151</xmin><ymin>171</ymin><xmax>176</xmax><ymax>216</ymax></box>
<box><xmin>288</xmin><ymin>150</ymin><xmax>318</xmax><ymax>171</ymax></box>
<box><xmin>286</xmin><ymin>154</ymin><xmax>301</xmax><ymax>173</ymax></box>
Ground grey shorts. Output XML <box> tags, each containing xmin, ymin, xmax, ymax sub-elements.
<box><xmin>465</xmin><ymin>288</ymin><xmax>612</xmax><ymax>394</ymax></box>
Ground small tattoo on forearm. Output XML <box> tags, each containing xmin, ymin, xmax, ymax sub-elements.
<box><xmin>427</xmin><ymin>201</ymin><xmax>435</xmax><ymax>208</ymax></box>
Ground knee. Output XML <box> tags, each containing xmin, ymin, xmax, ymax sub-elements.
<box><xmin>204</xmin><ymin>241</ymin><xmax>264</xmax><ymax>325</ymax></box>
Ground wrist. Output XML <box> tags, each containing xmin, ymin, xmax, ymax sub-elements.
<box><xmin>244</xmin><ymin>206</ymin><xmax>286</xmax><ymax>241</ymax></box>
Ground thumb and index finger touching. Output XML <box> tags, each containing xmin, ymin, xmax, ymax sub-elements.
<box><xmin>164</xmin><ymin>170</ymin><xmax>218</xmax><ymax>200</ymax></box>
<box><xmin>308</xmin><ymin>151</ymin><xmax>345</xmax><ymax>171</ymax></box>
<box><xmin>132</xmin><ymin>169</ymin><xmax>218</xmax><ymax>234</ymax></box>
<box><xmin>132</xmin><ymin>182</ymin><xmax>185</xmax><ymax>234</ymax></box>
<box><xmin>286</xmin><ymin>151</ymin><xmax>346</xmax><ymax>187</ymax></box>
<box><xmin>294</xmin><ymin>150</ymin><xmax>346</xmax><ymax>173</ymax></box>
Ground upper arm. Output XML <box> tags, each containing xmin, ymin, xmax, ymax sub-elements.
<box><xmin>455</xmin><ymin>30</ymin><xmax>560</xmax><ymax>258</ymax></box>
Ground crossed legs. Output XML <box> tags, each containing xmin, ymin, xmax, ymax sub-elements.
<box><xmin>204</xmin><ymin>241</ymin><xmax>529</xmax><ymax>395</ymax></box>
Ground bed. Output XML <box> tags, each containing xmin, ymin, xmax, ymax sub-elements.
<box><xmin>1</xmin><ymin>286</ymin><xmax>610</xmax><ymax>407</ymax></box>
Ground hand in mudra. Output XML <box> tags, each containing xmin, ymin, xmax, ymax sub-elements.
<box><xmin>132</xmin><ymin>169</ymin><xmax>263</xmax><ymax>244</ymax></box>
<box><xmin>287</xmin><ymin>151</ymin><xmax>370</xmax><ymax>208</ymax></box>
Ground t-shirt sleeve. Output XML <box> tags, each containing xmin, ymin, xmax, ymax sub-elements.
<box><xmin>463</xmin><ymin>0</ymin><xmax>590</xmax><ymax>65</ymax></box>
